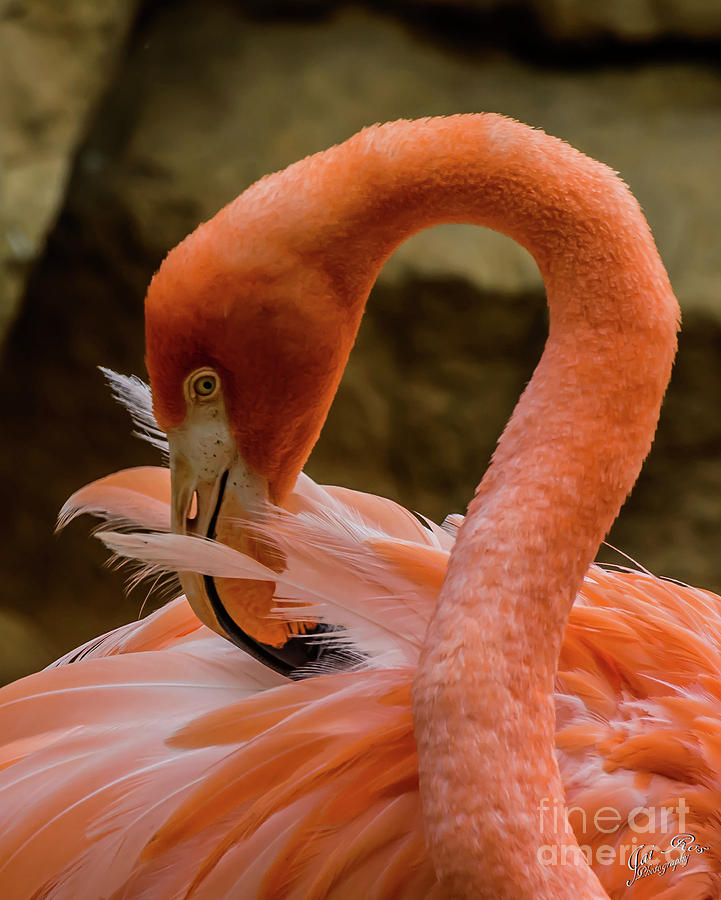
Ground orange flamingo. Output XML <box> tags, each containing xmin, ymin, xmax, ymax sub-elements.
<box><xmin>1</xmin><ymin>114</ymin><xmax>720</xmax><ymax>899</ymax></box>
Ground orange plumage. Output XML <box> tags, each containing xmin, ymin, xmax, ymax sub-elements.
<box><xmin>1</xmin><ymin>114</ymin><xmax>717</xmax><ymax>898</ymax></box>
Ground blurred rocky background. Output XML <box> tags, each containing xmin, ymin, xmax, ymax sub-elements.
<box><xmin>1</xmin><ymin>0</ymin><xmax>721</xmax><ymax>682</ymax></box>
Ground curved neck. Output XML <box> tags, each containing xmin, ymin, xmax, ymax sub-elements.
<box><xmin>239</xmin><ymin>115</ymin><xmax>678</xmax><ymax>893</ymax></box>
<box><xmin>234</xmin><ymin>115</ymin><xmax>678</xmax><ymax>497</ymax></box>
<box><xmin>287</xmin><ymin>116</ymin><xmax>675</xmax><ymax>896</ymax></box>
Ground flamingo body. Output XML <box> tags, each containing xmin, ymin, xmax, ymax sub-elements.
<box><xmin>1</xmin><ymin>464</ymin><xmax>721</xmax><ymax>897</ymax></box>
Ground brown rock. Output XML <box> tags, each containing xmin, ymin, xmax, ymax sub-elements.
<box><xmin>98</xmin><ymin>4</ymin><xmax>721</xmax><ymax>319</ymax></box>
<box><xmin>530</xmin><ymin>0</ymin><xmax>721</xmax><ymax>41</ymax></box>
<box><xmin>0</xmin><ymin>0</ymin><xmax>138</xmax><ymax>342</ymax></box>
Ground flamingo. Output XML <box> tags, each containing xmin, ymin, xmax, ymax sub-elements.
<box><xmin>1</xmin><ymin>113</ymin><xmax>719</xmax><ymax>899</ymax></box>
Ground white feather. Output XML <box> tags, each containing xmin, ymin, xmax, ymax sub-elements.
<box><xmin>97</xmin><ymin>473</ymin><xmax>451</xmax><ymax>668</ymax></box>
<box><xmin>99</xmin><ymin>368</ymin><xmax>168</xmax><ymax>455</ymax></box>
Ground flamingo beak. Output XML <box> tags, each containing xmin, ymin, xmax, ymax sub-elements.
<box><xmin>167</xmin><ymin>405</ymin><xmax>271</xmax><ymax>640</ymax></box>
<box><xmin>166</xmin><ymin>394</ymin><xmax>351</xmax><ymax>677</ymax></box>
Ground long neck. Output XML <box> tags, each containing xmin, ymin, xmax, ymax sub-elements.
<box><xmin>255</xmin><ymin>115</ymin><xmax>679</xmax><ymax>894</ymax></box>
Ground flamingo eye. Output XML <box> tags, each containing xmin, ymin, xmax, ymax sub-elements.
<box><xmin>189</xmin><ymin>370</ymin><xmax>220</xmax><ymax>400</ymax></box>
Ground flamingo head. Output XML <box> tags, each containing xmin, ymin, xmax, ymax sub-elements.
<box><xmin>143</xmin><ymin>201</ymin><xmax>363</xmax><ymax>666</ymax></box>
